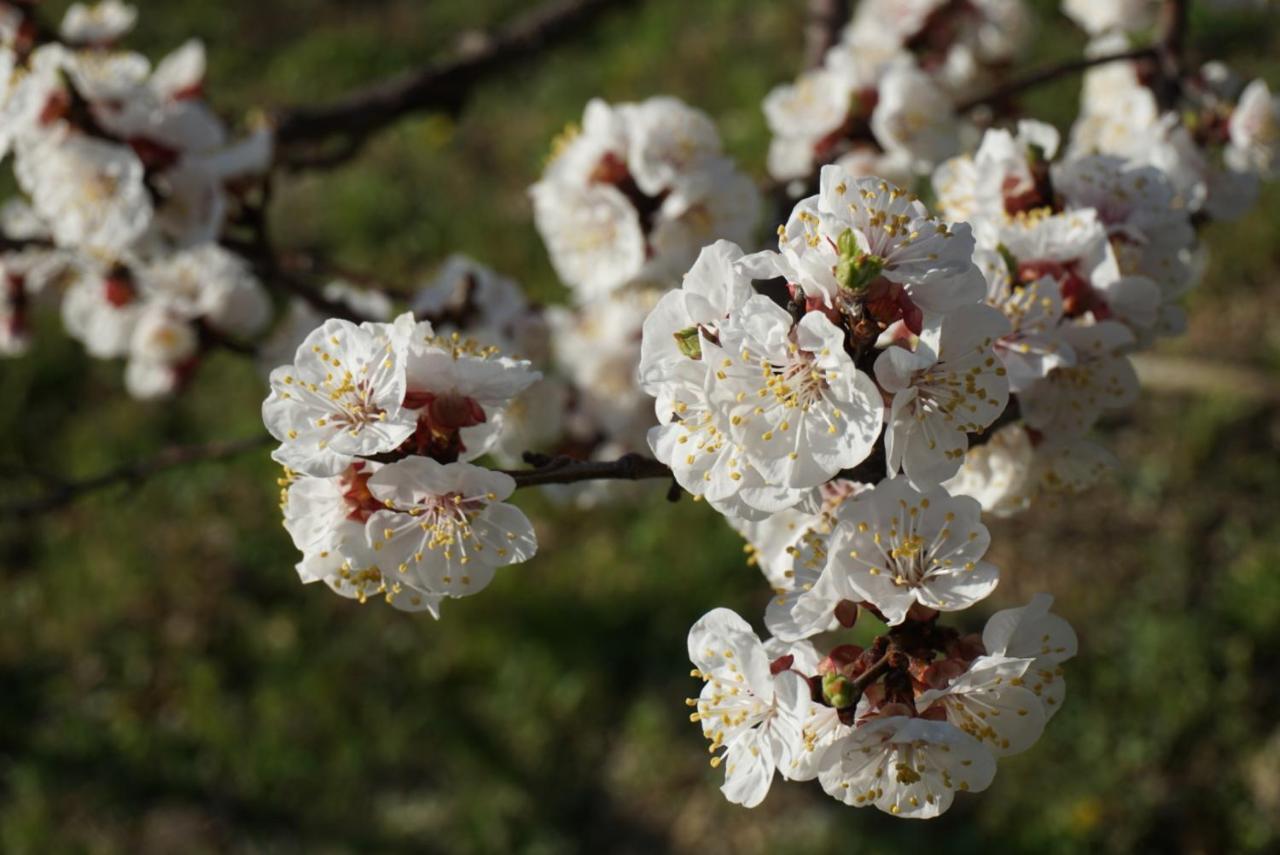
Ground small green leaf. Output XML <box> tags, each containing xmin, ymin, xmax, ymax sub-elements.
<box><xmin>834</xmin><ymin>228</ymin><xmax>885</xmax><ymax>292</ymax></box>
<box><xmin>673</xmin><ymin>326</ymin><xmax>702</xmax><ymax>360</ymax></box>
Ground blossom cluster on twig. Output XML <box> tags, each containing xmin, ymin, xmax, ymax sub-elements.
<box><xmin>4</xmin><ymin>0</ymin><xmax>1280</xmax><ymax>821</ymax></box>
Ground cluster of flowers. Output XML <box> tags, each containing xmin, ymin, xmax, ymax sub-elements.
<box><xmin>223</xmin><ymin>0</ymin><xmax>1273</xmax><ymax>819</ymax></box>
<box><xmin>638</xmin><ymin>168</ymin><xmax>1075</xmax><ymax>814</ymax></box>
<box><xmin>764</xmin><ymin>0</ymin><xmax>1033</xmax><ymax>184</ymax></box>
<box><xmin>263</xmin><ymin>311</ymin><xmax>541</xmax><ymax>615</ymax></box>
<box><xmin>647</xmin><ymin>0</ymin><xmax>1280</xmax><ymax>806</ymax></box>
<box><xmin>528</xmin><ymin>96</ymin><xmax>763</xmax><ymax>487</ymax></box>
<box><xmin>0</xmin><ymin>0</ymin><xmax>272</xmax><ymax>396</ymax></box>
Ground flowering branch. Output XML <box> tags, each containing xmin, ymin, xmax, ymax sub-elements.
<box><xmin>499</xmin><ymin>401</ymin><xmax>1022</xmax><ymax>492</ymax></box>
<box><xmin>1</xmin><ymin>435</ymin><xmax>273</xmax><ymax>520</ymax></box>
<box><xmin>272</xmin><ymin>0</ymin><xmax>639</xmax><ymax>170</ymax></box>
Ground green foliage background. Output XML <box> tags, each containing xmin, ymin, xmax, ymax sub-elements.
<box><xmin>2</xmin><ymin>1</ymin><xmax>1280</xmax><ymax>852</ymax></box>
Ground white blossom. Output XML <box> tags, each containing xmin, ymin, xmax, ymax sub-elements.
<box><xmin>916</xmin><ymin>654</ymin><xmax>1047</xmax><ymax>756</ymax></box>
<box><xmin>982</xmin><ymin>593</ymin><xmax>1078</xmax><ymax>718</ymax></box>
<box><xmin>772</xmin><ymin>478</ymin><xmax>999</xmax><ymax>633</ymax></box>
<box><xmin>60</xmin><ymin>1</ymin><xmax>137</xmax><ymax>44</ymax></box>
<box><xmin>942</xmin><ymin>422</ymin><xmax>1035</xmax><ymax>516</ymax></box>
<box><xmin>531</xmin><ymin>97</ymin><xmax>758</xmax><ymax>300</ymax></box>
<box><xmin>1017</xmin><ymin>320</ymin><xmax>1140</xmax><ymax>436</ymax></box>
<box><xmin>712</xmin><ymin>296</ymin><xmax>884</xmax><ymax>490</ymax></box>
<box><xmin>764</xmin><ymin>166</ymin><xmax>983</xmax><ymax>319</ymax></box>
<box><xmin>282</xmin><ymin>463</ymin><xmax>442</xmax><ymax>614</ymax></box>
<box><xmin>875</xmin><ymin>303</ymin><xmax>1011</xmax><ymax>488</ymax></box>
<box><xmin>263</xmin><ymin>316</ymin><xmax>418</xmax><ymax>477</ymax></box>
<box><xmin>974</xmin><ymin>247</ymin><xmax>1074</xmax><ymax>393</ymax></box>
<box><xmin>16</xmin><ymin>134</ymin><xmax>153</xmax><ymax>256</ymax></box>
<box><xmin>363</xmin><ymin>458</ymin><xmax>536</xmax><ymax>604</ymax></box>
<box><xmin>817</xmin><ymin>714</ymin><xmax>997</xmax><ymax>817</ymax></box>
<box><xmin>1227</xmin><ymin>78</ymin><xmax>1280</xmax><ymax>177</ymax></box>
<box><xmin>687</xmin><ymin>608</ymin><xmax>809</xmax><ymax>808</ymax></box>
<box><xmin>871</xmin><ymin>61</ymin><xmax>964</xmax><ymax>173</ymax></box>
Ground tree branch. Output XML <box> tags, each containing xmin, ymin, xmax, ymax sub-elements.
<box><xmin>1153</xmin><ymin>0</ymin><xmax>1189</xmax><ymax>110</ymax></box>
<box><xmin>272</xmin><ymin>0</ymin><xmax>639</xmax><ymax>170</ymax></box>
<box><xmin>502</xmin><ymin>451</ymin><xmax>671</xmax><ymax>488</ymax></box>
<box><xmin>847</xmin><ymin>651</ymin><xmax>893</xmax><ymax>703</ymax></box>
<box><xmin>1</xmin><ymin>435</ymin><xmax>273</xmax><ymax>520</ymax></box>
<box><xmin>955</xmin><ymin>46</ymin><xmax>1159</xmax><ymax>113</ymax></box>
<box><xmin>502</xmin><ymin>404</ymin><xmax>1021</xmax><ymax>492</ymax></box>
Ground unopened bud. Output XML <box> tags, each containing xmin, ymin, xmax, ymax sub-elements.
<box><xmin>834</xmin><ymin>227</ymin><xmax>885</xmax><ymax>292</ymax></box>
<box><xmin>673</xmin><ymin>326</ymin><xmax>702</xmax><ymax>360</ymax></box>
<box><xmin>822</xmin><ymin>672</ymin><xmax>856</xmax><ymax>709</ymax></box>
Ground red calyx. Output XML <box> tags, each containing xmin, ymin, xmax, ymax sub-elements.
<box><xmin>402</xmin><ymin>391</ymin><xmax>487</xmax><ymax>463</ymax></box>
<box><xmin>103</xmin><ymin>274</ymin><xmax>137</xmax><ymax>307</ymax></box>
<box><xmin>128</xmin><ymin>137</ymin><xmax>181</xmax><ymax>172</ymax></box>
<box><xmin>1019</xmin><ymin>259</ymin><xmax>1110</xmax><ymax>319</ymax></box>
<box><xmin>169</xmin><ymin>82</ymin><xmax>205</xmax><ymax>102</ymax></box>
<box><xmin>769</xmin><ymin>654</ymin><xmax>795</xmax><ymax>676</ymax></box>
<box><xmin>863</xmin><ymin>278</ymin><xmax>924</xmax><ymax>336</ymax></box>
<box><xmin>38</xmin><ymin>91</ymin><xmax>71</xmax><ymax>126</ymax></box>
<box><xmin>590</xmin><ymin>152</ymin><xmax>666</xmax><ymax>243</ymax></box>
<box><xmin>818</xmin><ymin>644</ymin><xmax>865</xmax><ymax>678</ymax></box>
<box><xmin>340</xmin><ymin>463</ymin><xmax>381</xmax><ymax>523</ymax></box>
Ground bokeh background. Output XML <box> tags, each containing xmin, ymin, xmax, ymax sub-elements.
<box><xmin>2</xmin><ymin>0</ymin><xmax>1280</xmax><ymax>852</ymax></box>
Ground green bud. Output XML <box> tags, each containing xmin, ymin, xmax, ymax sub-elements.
<box><xmin>1026</xmin><ymin>142</ymin><xmax>1047</xmax><ymax>166</ymax></box>
<box><xmin>822</xmin><ymin>672</ymin><xmax>856</xmax><ymax>709</ymax></box>
<box><xmin>834</xmin><ymin>228</ymin><xmax>885</xmax><ymax>292</ymax></box>
<box><xmin>673</xmin><ymin>326</ymin><xmax>702</xmax><ymax>360</ymax></box>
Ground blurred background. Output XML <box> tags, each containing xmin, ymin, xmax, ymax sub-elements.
<box><xmin>2</xmin><ymin>0</ymin><xmax>1279</xmax><ymax>852</ymax></box>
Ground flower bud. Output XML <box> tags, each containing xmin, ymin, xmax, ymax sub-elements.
<box><xmin>822</xmin><ymin>672</ymin><xmax>856</xmax><ymax>709</ymax></box>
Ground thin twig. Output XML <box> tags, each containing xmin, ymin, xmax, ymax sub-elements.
<box><xmin>272</xmin><ymin>0</ymin><xmax>638</xmax><ymax>170</ymax></box>
<box><xmin>501</xmin><ymin>452</ymin><xmax>670</xmax><ymax>488</ymax></box>
<box><xmin>956</xmin><ymin>46</ymin><xmax>1159</xmax><ymax>113</ymax></box>
<box><xmin>1</xmin><ymin>435</ymin><xmax>274</xmax><ymax>520</ymax></box>
<box><xmin>846</xmin><ymin>652</ymin><xmax>894</xmax><ymax>704</ymax></box>
<box><xmin>1153</xmin><ymin>0</ymin><xmax>1190</xmax><ymax>110</ymax></box>
<box><xmin>500</xmin><ymin>407</ymin><xmax>1020</xmax><ymax>492</ymax></box>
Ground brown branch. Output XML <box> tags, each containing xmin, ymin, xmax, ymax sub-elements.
<box><xmin>804</xmin><ymin>0</ymin><xmax>850</xmax><ymax>69</ymax></box>
<box><xmin>501</xmin><ymin>452</ymin><xmax>670</xmax><ymax>488</ymax></box>
<box><xmin>955</xmin><ymin>46</ymin><xmax>1159</xmax><ymax>113</ymax></box>
<box><xmin>1153</xmin><ymin>0</ymin><xmax>1189</xmax><ymax>110</ymax></box>
<box><xmin>502</xmin><ymin>403</ymin><xmax>1021</xmax><ymax>491</ymax></box>
<box><xmin>1</xmin><ymin>435</ymin><xmax>273</xmax><ymax>520</ymax></box>
<box><xmin>847</xmin><ymin>652</ymin><xmax>893</xmax><ymax>702</ymax></box>
<box><xmin>272</xmin><ymin>0</ymin><xmax>639</xmax><ymax>170</ymax></box>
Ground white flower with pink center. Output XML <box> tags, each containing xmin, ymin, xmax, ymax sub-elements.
<box><xmin>875</xmin><ymin>303</ymin><xmax>1011</xmax><ymax>488</ymax></box>
<box><xmin>712</xmin><ymin>295</ymin><xmax>884</xmax><ymax>490</ymax></box>
<box><xmin>775</xmin><ymin>478</ymin><xmax>999</xmax><ymax>633</ymax></box>
<box><xmin>916</xmin><ymin>654</ymin><xmax>1047</xmax><ymax>756</ymax></box>
<box><xmin>263</xmin><ymin>316</ymin><xmax>418</xmax><ymax>478</ymax></box>
<box><xmin>364</xmin><ymin>458</ymin><xmax>536</xmax><ymax>606</ymax></box>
